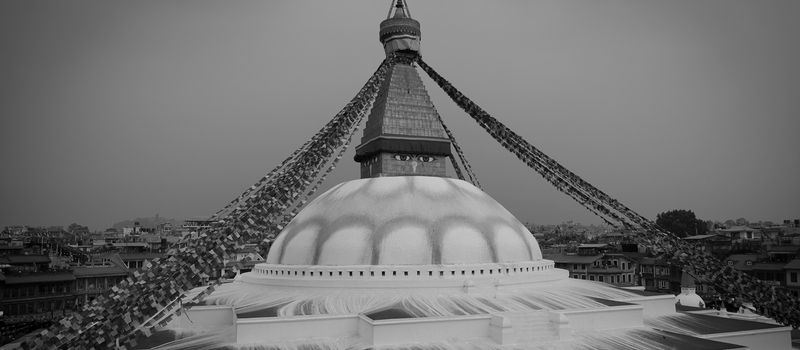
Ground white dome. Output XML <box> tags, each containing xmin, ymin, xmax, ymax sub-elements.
<box><xmin>675</xmin><ymin>287</ymin><xmax>705</xmax><ymax>308</ymax></box>
<box><xmin>266</xmin><ymin>176</ymin><xmax>542</xmax><ymax>266</ymax></box>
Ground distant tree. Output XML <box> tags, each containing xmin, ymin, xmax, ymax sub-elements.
<box><xmin>656</xmin><ymin>209</ymin><xmax>708</xmax><ymax>238</ymax></box>
<box><xmin>735</xmin><ymin>217</ymin><xmax>749</xmax><ymax>226</ymax></box>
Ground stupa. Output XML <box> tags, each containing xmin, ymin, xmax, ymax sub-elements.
<box><xmin>138</xmin><ymin>2</ymin><xmax>793</xmax><ymax>349</ymax></box>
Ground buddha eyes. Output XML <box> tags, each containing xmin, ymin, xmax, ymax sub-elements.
<box><xmin>393</xmin><ymin>154</ymin><xmax>435</xmax><ymax>162</ymax></box>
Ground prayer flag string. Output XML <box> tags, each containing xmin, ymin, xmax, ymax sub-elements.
<box><xmin>417</xmin><ymin>56</ymin><xmax>799</xmax><ymax>328</ymax></box>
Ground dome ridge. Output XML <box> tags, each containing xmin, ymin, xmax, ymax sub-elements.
<box><xmin>266</xmin><ymin>176</ymin><xmax>542</xmax><ymax>266</ymax></box>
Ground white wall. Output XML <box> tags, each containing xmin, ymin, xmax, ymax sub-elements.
<box><xmin>619</xmin><ymin>295</ymin><xmax>676</xmax><ymax>318</ymax></box>
<box><xmin>168</xmin><ymin>305</ymin><xmax>235</xmax><ymax>329</ymax></box>
<box><xmin>370</xmin><ymin>315</ymin><xmax>492</xmax><ymax>345</ymax></box>
<box><xmin>237</xmin><ymin>315</ymin><xmax>358</xmax><ymax>343</ymax></box>
<box><xmin>236</xmin><ymin>313</ymin><xmax>494</xmax><ymax>346</ymax></box>
<box><xmin>559</xmin><ymin>305</ymin><xmax>643</xmax><ymax>331</ymax></box>
<box><xmin>704</xmin><ymin>327</ymin><xmax>793</xmax><ymax>350</ymax></box>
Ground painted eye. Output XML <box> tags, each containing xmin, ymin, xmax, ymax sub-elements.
<box><xmin>418</xmin><ymin>156</ymin><xmax>435</xmax><ymax>162</ymax></box>
<box><xmin>394</xmin><ymin>154</ymin><xmax>411</xmax><ymax>161</ymax></box>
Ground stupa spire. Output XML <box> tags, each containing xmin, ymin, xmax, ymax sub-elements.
<box><xmin>354</xmin><ymin>1</ymin><xmax>452</xmax><ymax>178</ymax></box>
<box><xmin>379</xmin><ymin>0</ymin><xmax>421</xmax><ymax>56</ymax></box>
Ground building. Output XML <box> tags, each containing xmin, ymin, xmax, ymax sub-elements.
<box><xmin>13</xmin><ymin>1</ymin><xmax>796</xmax><ymax>348</ymax></box>
<box><xmin>221</xmin><ymin>246</ymin><xmax>266</xmax><ymax>278</ymax></box>
<box><xmin>640</xmin><ymin>257</ymin><xmax>682</xmax><ymax>294</ymax></box>
<box><xmin>182</xmin><ymin>217</ymin><xmax>215</xmax><ymax>232</ymax></box>
<box><xmin>0</xmin><ymin>254</ymin><xmax>131</xmax><ymax>325</ymax></box>
<box><xmin>683</xmin><ymin>234</ymin><xmax>732</xmax><ymax>256</ymax></box>
<box><xmin>126</xmin><ymin>3</ymin><xmax>792</xmax><ymax>349</ymax></box>
<box><xmin>719</xmin><ymin>226</ymin><xmax>761</xmax><ymax>243</ymax></box>
<box><xmin>0</xmin><ymin>270</ymin><xmax>76</xmax><ymax>323</ymax></box>
<box><xmin>544</xmin><ymin>244</ymin><xmax>639</xmax><ymax>286</ymax></box>
<box><xmin>784</xmin><ymin>259</ymin><xmax>800</xmax><ymax>298</ymax></box>
<box><xmin>72</xmin><ymin>264</ymin><xmax>129</xmax><ymax>304</ymax></box>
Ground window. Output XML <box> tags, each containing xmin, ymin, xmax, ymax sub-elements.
<box><xmin>791</xmin><ymin>272</ymin><xmax>798</xmax><ymax>283</ymax></box>
<box><xmin>573</xmin><ymin>274</ymin><xmax>578</xmax><ymax>279</ymax></box>
<box><xmin>581</xmin><ymin>275</ymin><xmax>586</xmax><ymax>280</ymax></box>
<box><xmin>590</xmin><ymin>275</ymin><xmax>595</xmax><ymax>281</ymax></box>
<box><xmin>598</xmin><ymin>276</ymin><xmax>604</xmax><ymax>282</ymax></box>
<box><xmin>573</xmin><ymin>264</ymin><xmax>578</xmax><ymax>270</ymax></box>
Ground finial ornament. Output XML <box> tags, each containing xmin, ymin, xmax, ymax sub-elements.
<box><xmin>379</xmin><ymin>0</ymin><xmax>420</xmax><ymax>55</ymax></box>
<box><xmin>387</xmin><ymin>0</ymin><xmax>411</xmax><ymax>19</ymax></box>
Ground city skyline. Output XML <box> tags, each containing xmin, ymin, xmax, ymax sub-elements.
<box><xmin>1</xmin><ymin>0</ymin><xmax>799</xmax><ymax>230</ymax></box>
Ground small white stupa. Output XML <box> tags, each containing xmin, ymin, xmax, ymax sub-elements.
<box><xmin>676</xmin><ymin>287</ymin><xmax>706</xmax><ymax>308</ymax></box>
<box><xmin>675</xmin><ymin>271</ymin><xmax>706</xmax><ymax>308</ymax></box>
<box><xmin>134</xmin><ymin>2</ymin><xmax>794</xmax><ymax>349</ymax></box>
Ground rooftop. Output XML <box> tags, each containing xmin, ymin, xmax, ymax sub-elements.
<box><xmin>684</xmin><ymin>234</ymin><xmax>728</xmax><ymax>241</ymax></box>
<box><xmin>720</xmin><ymin>226</ymin><xmax>756</xmax><ymax>232</ymax></box>
<box><xmin>578</xmin><ymin>243</ymin><xmax>610</xmax><ymax>248</ymax></box>
<box><xmin>72</xmin><ymin>265</ymin><xmax>129</xmax><ymax>277</ymax></box>
<box><xmin>0</xmin><ymin>255</ymin><xmax>50</xmax><ymax>265</ymax></box>
<box><xmin>646</xmin><ymin>313</ymin><xmax>785</xmax><ymax>335</ymax></box>
<box><xmin>1</xmin><ymin>271</ymin><xmax>75</xmax><ymax>284</ymax></box>
<box><xmin>784</xmin><ymin>259</ymin><xmax>800</xmax><ymax>270</ymax></box>
<box><xmin>543</xmin><ymin>253</ymin><xmax>602</xmax><ymax>264</ymax></box>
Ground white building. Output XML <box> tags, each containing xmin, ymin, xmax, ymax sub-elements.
<box><xmin>142</xmin><ymin>177</ymin><xmax>792</xmax><ymax>350</ymax></box>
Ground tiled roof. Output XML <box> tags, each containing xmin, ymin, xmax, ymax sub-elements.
<box><xmin>645</xmin><ymin>313</ymin><xmax>784</xmax><ymax>335</ymax></box>
<box><xmin>578</xmin><ymin>243</ymin><xmax>609</xmax><ymax>248</ymax></box>
<box><xmin>361</xmin><ymin>63</ymin><xmax>448</xmax><ymax>143</ymax></box>
<box><xmin>750</xmin><ymin>263</ymin><xmax>786</xmax><ymax>271</ymax></box>
<box><xmin>725</xmin><ymin>254</ymin><xmax>758</xmax><ymax>270</ymax></box>
<box><xmin>0</xmin><ymin>255</ymin><xmax>50</xmax><ymax>264</ymax></box>
<box><xmin>720</xmin><ymin>226</ymin><xmax>756</xmax><ymax>232</ymax></box>
<box><xmin>684</xmin><ymin>234</ymin><xmax>721</xmax><ymax>240</ymax></box>
<box><xmin>543</xmin><ymin>254</ymin><xmax>602</xmax><ymax>264</ymax></box>
<box><xmin>72</xmin><ymin>266</ymin><xmax>128</xmax><ymax>277</ymax></box>
<box><xmin>119</xmin><ymin>252</ymin><xmax>163</xmax><ymax>261</ymax></box>
<box><xmin>2</xmin><ymin>271</ymin><xmax>75</xmax><ymax>284</ymax></box>
<box><xmin>784</xmin><ymin>259</ymin><xmax>800</xmax><ymax>270</ymax></box>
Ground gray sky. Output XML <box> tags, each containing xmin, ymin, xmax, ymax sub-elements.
<box><xmin>1</xmin><ymin>0</ymin><xmax>798</xmax><ymax>231</ymax></box>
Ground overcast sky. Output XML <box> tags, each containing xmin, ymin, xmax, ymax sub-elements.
<box><xmin>1</xmin><ymin>0</ymin><xmax>798</xmax><ymax>231</ymax></box>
